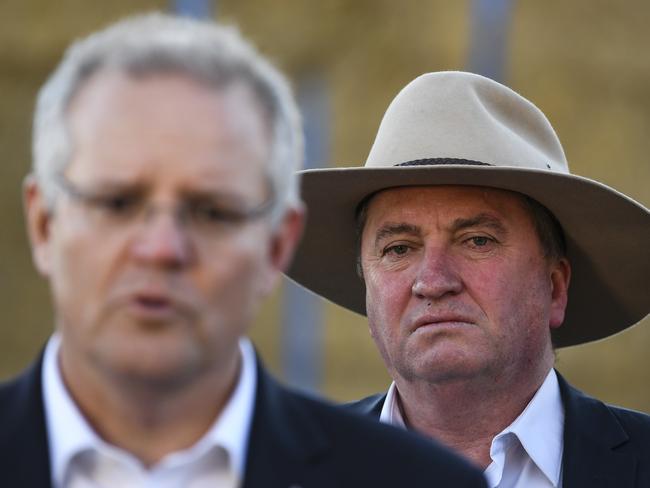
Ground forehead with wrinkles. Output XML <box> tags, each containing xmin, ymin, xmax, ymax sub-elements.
<box><xmin>361</xmin><ymin>185</ymin><xmax>533</xmax><ymax>238</ymax></box>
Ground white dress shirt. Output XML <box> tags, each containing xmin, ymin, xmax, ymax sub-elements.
<box><xmin>380</xmin><ymin>369</ymin><xmax>565</xmax><ymax>488</ymax></box>
<box><xmin>42</xmin><ymin>333</ymin><xmax>257</xmax><ymax>488</ymax></box>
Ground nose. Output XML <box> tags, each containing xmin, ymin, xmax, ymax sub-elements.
<box><xmin>130</xmin><ymin>210</ymin><xmax>193</xmax><ymax>268</ymax></box>
<box><xmin>411</xmin><ymin>247</ymin><xmax>463</xmax><ymax>300</ymax></box>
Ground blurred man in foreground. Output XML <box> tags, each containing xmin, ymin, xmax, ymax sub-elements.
<box><xmin>0</xmin><ymin>19</ymin><xmax>486</xmax><ymax>488</ymax></box>
<box><xmin>288</xmin><ymin>71</ymin><xmax>650</xmax><ymax>487</ymax></box>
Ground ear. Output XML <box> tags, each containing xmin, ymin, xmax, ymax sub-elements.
<box><xmin>260</xmin><ymin>203</ymin><xmax>306</xmax><ymax>296</ymax></box>
<box><xmin>23</xmin><ymin>174</ymin><xmax>54</xmax><ymax>277</ymax></box>
<box><xmin>548</xmin><ymin>257</ymin><xmax>571</xmax><ymax>330</ymax></box>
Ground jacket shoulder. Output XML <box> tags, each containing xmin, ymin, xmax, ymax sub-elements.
<box><xmin>559</xmin><ymin>372</ymin><xmax>650</xmax><ymax>450</ymax></box>
<box><xmin>0</xmin><ymin>357</ymin><xmax>52</xmax><ymax>487</ymax></box>
<box><xmin>608</xmin><ymin>404</ymin><xmax>650</xmax><ymax>449</ymax></box>
<box><xmin>558</xmin><ymin>372</ymin><xmax>650</xmax><ymax>487</ymax></box>
<box><xmin>0</xmin><ymin>359</ymin><xmax>44</xmax><ymax>435</ymax></box>
<box><xmin>304</xmin><ymin>393</ymin><xmax>485</xmax><ymax>486</ymax></box>
<box><xmin>342</xmin><ymin>392</ymin><xmax>386</xmax><ymax>417</ymax></box>
<box><xmin>253</xmin><ymin>370</ymin><xmax>486</xmax><ymax>488</ymax></box>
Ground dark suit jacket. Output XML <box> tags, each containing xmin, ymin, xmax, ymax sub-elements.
<box><xmin>348</xmin><ymin>371</ymin><xmax>650</xmax><ymax>487</ymax></box>
<box><xmin>0</xmin><ymin>354</ymin><xmax>486</xmax><ymax>488</ymax></box>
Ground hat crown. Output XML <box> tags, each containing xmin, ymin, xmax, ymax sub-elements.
<box><xmin>366</xmin><ymin>71</ymin><xmax>569</xmax><ymax>173</ymax></box>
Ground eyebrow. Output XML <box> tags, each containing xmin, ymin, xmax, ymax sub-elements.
<box><xmin>374</xmin><ymin>223</ymin><xmax>422</xmax><ymax>248</ymax></box>
<box><xmin>69</xmin><ymin>178</ymin><xmax>145</xmax><ymax>194</ymax></box>
<box><xmin>450</xmin><ymin>213</ymin><xmax>508</xmax><ymax>236</ymax></box>
<box><xmin>70</xmin><ymin>178</ymin><xmax>247</xmax><ymax>203</ymax></box>
<box><xmin>181</xmin><ymin>188</ymin><xmax>244</xmax><ymax>203</ymax></box>
<box><xmin>372</xmin><ymin>213</ymin><xmax>508</xmax><ymax>247</ymax></box>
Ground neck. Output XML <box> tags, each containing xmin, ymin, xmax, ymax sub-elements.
<box><xmin>394</xmin><ymin>364</ymin><xmax>552</xmax><ymax>469</ymax></box>
<box><xmin>58</xmin><ymin>343</ymin><xmax>241</xmax><ymax>467</ymax></box>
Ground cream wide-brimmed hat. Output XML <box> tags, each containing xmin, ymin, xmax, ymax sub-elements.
<box><xmin>287</xmin><ymin>71</ymin><xmax>649</xmax><ymax>347</ymax></box>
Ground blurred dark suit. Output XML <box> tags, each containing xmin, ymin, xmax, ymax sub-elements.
<box><xmin>0</xmin><ymin>353</ymin><xmax>487</xmax><ymax>488</ymax></box>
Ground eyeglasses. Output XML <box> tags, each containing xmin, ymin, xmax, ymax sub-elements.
<box><xmin>54</xmin><ymin>173</ymin><xmax>275</xmax><ymax>240</ymax></box>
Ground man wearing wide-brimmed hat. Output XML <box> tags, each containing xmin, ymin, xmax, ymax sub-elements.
<box><xmin>288</xmin><ymin>71</ymin><xmax>650</xmax><ymax>487</ymax></box>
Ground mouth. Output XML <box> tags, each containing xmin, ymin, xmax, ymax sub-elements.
<box><xmin>126</xmin><ymin>291</ymin><xmax>182</xmax><ymax>322</ymax></box>
<box><xmin>412</xmin><ymin>315</ymin><xmax>474</xmax><ymax>332</ymax></box>
<box><xmin>137</xmin><ymin>295</ymin><xmax>171</xmax><ymax>308</ymax></box>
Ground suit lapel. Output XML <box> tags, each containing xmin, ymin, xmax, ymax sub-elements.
<box><xmin>0</xmin><ymin>353</ymin><xmax>52</xmax><ymax>487</ymax></box>
<box><xmin>558</xmin><ymin>372</ymin><xmax>636</xmax><ymax>488</ymax></box>
<box><xmin>348</xmin><ymin>393</ymin><xmax>385</xmax><ymax>418</ymax></box>
<box><xmin>242</xmin><ymin>361</ymin><xmax>331</xmax><ymax>488</ymax></box>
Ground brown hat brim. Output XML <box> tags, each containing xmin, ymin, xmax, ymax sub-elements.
<box><xmin>286</xmin><ymin>164</ymin><xmax>650</xmax><ymax>348</ymax></box>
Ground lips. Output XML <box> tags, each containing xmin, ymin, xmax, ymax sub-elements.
<box><xmin>411</xmin><ymin>314</ymin><xmax>475</xmax><ymax>332</ymax></box>
<box><xmin>135</xmin><ymin>294</ymin><xmax>171</xmax><ymax>308</ymax></box>
<box><xmin>118</xmin><ymin>286</ymin><xmax>192</xmax><ymax>322</ymax></box>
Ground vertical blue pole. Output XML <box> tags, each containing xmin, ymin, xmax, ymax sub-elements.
<box><xmin>171</xmin><ymin>0</ymin><xmax>215</xmax><ymax>19</ymax></box>
<box><xmin>281</xmin><ymin>75</ymin><xmax>328</xmax><ymax>393</ymax></box>
<box><xmin>467</xmin><ymin>0</ymin><xmax>513</xmax><ymax>82</ymax></box>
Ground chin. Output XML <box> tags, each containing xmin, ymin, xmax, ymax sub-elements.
<box><xmin>94</xmin><ymin>334</ymin><xmax>204</xmax><ymax>389</ymax></box>
<box><xmin>111</xmin><ymin>356</ymin><xmax>203</xmax><ymax>392</ymax></box>
<box><xmin>401</xmin><ymin>346</ymin><xmax>486</xmax><ymax>384</ymax></box>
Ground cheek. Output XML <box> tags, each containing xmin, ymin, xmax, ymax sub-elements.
<box><xmin>195</xmin><ymin>235</ymin><xmax>270</xmax><ymax>312</ymax></box>
<box><xmin>364</xmin><ymin>266</ymin><xmax>415</xmax><ymax>345</ymax></box>
<box><xmin>365</xmin><ymin>268</ymin><xmax>410</xmax><ymax>314</ymax></box>
<box><xmin>464</xmin><ymin>255</ymin><xmax>533</xmax><ymax>309</ymax></box>
<box><xmin>473</xmin><ymin>258</ymin><xmax>552</xmax><ymax>340</ymax></box>
<box><xmin>49</xmin><ymin>227</ymin><xmax>110</xmax><ymax>302</ymax></box>
<box><xmin>45</xmin><ymin>233</ymin><xmax>118</xmax><ymax>337</ymax></box>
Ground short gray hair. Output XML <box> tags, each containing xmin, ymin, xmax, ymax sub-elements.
<box><xmin>32</xmin><ymin>12</ymin><xmax>303</xmax><ymax>222</ymax></box>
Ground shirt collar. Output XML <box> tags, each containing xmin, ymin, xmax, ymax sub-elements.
<box><xmin>379</xmin><ymin>369</ymin><xmax>564</xmax><ymax>486</ymax></box>
<box><xmin>491</xmin><ymin>369</ymin><xmax>564</xmax><ymax>486</ymax></box>
<box><xmin>42</xmin><ymin>333</ymin><xmax>257</xmax><ymax>487</ymax></box>
<box><xmin>379</xmin><ymin>381</ymin><xmax>406</xmax><ymax>428</ymax></box>
<box><xmin>198</xmin><ymin>336</ymin><xmax>257</xmax><ymax>478</ymax></box>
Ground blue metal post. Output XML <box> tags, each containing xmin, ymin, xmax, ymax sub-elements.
<box><xmin>467</xmin><ymin>0</ymin><xmax>513</xmax><ymax>82</ymax></box>
<box><xmin>281</xmin><ymin>75</ymin><xmax>329</xmax><ymax>393</ymax></box>
<box><xmin>171</xmin><ymin>0</ymin><xmax>215</xmax><ymax>19</ymax></box>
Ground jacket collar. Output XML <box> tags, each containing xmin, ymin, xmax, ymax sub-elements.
<box><xmin>347</xmin><ymin>392</ymin><xmax>385</xmax><ymax>418</ymax></box>
<box><xmin>0</xmin><ymin>350</ymin><xmax>52</xmax><ymax>487</ymax></box>
<box><xmin>557</xmin><ymin>371</ymin><xmax>636</xmax><ymax>488</ymax></box>
<box><xmin>242</xmin><ymin>359</ymin><xmax>330</xmax><ymax>488</ymax></box>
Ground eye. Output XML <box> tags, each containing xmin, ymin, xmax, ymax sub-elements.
<box><xmin>464</xmin><ymin>235</ymin><xmax>496</xmax><ymax>250</ymax></box>
<box><xmin>470</xmin><ymin>236</ymin><xmax>490</xmax><ymax>246</ymax></box>
<box><xmin>98</xmin><ymin>194</ymin><xmax>139</xmax><ymax>215</ymax></box>
<box><xmin>383</xmin><ymin>244</ymin><xmax>411</xmax><ymax>257</ymax></box>
<box><xmin>190</xmin><ymin>201</ymin><xmax>241</xmax><ymax>225</ymax></box>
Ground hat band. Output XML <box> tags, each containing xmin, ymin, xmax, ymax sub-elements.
<box><xmin>394</xmin><ymin>157</ymin><xmax>491</xmax><ymax>167</ymax></box>
<box><xmin>357</xmin><ymin>158</ymin><xmax>493</xmax><ymax>216</ymax></box>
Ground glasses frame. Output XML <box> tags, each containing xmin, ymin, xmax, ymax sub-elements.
<box><xmin>52</xmin><ymin>172</ymin><xmax>277</xmax><ymax>231</ymax></box>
